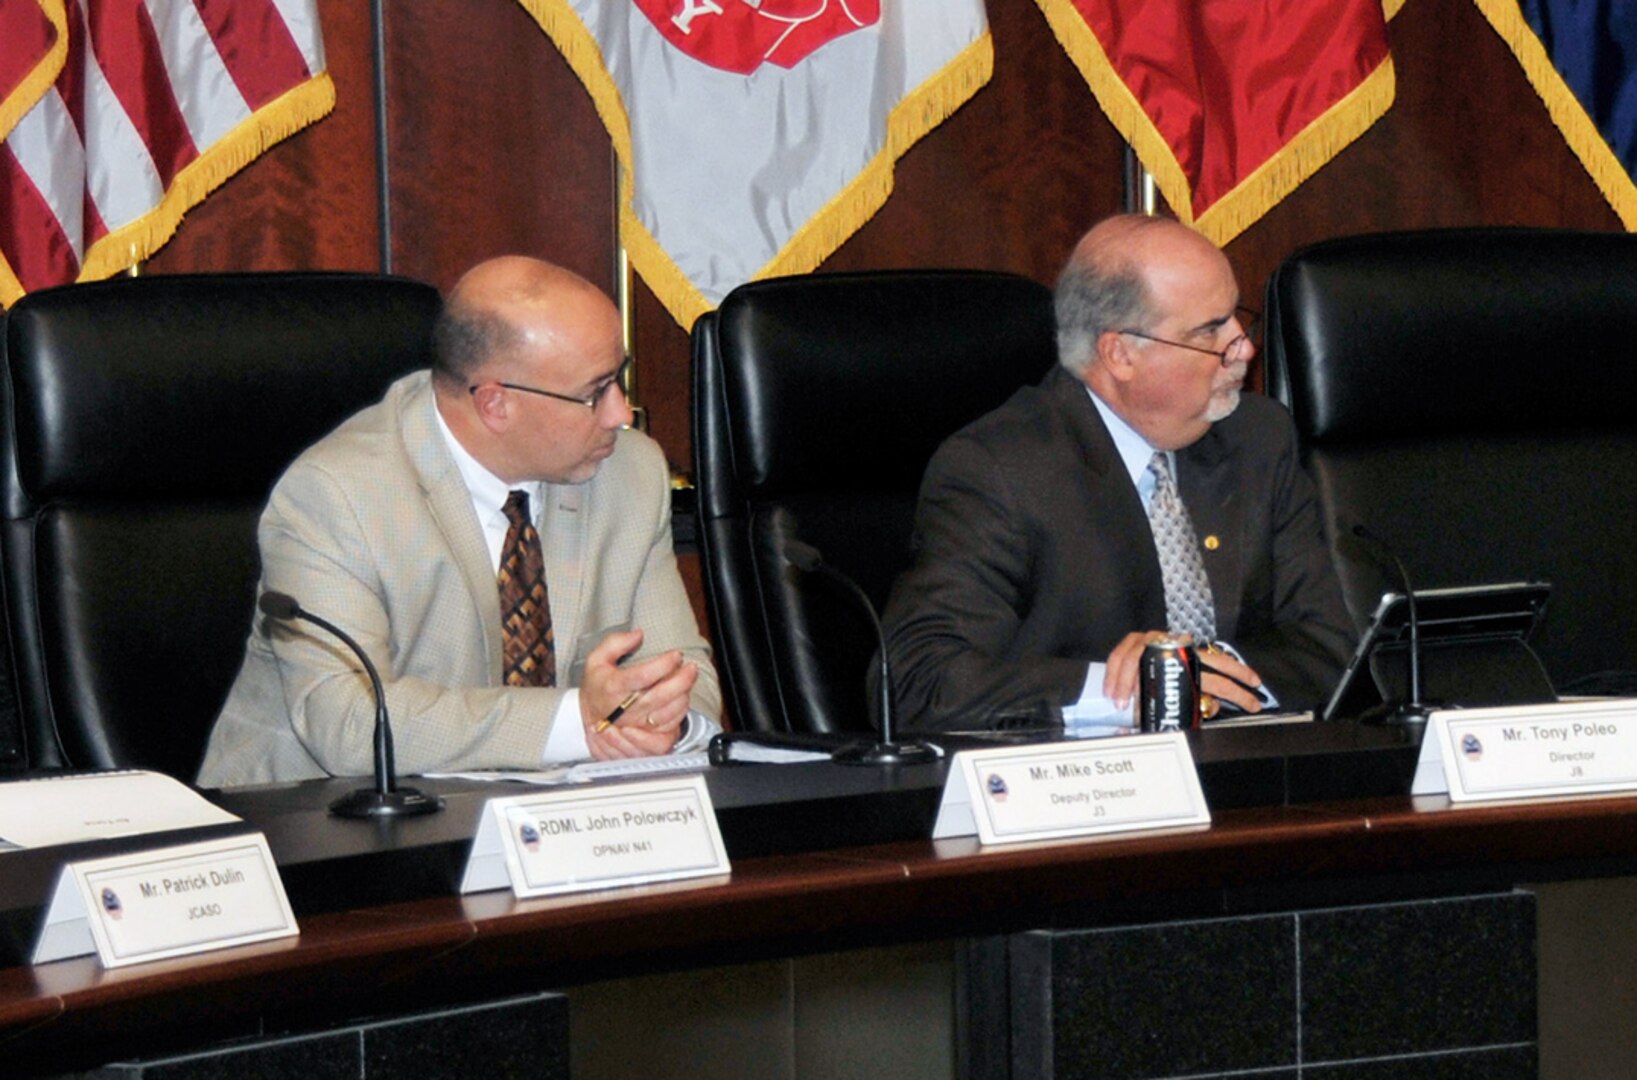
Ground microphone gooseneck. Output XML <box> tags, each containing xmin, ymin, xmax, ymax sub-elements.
<box><xmin>781</xmin><ymin>541</ymin><xmax>938</xmax><ymax>766</ymax></box>
<box><xmin>259</xmin><ymin>590</ymin><xmax>443</xmax><ymax>817</ymax></box>
<box><xmin>1350</xmin><ymin>524</ymin><xmax>1430</xmax><ymax>726</ymax></box>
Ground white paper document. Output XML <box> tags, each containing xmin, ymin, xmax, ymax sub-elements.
<box><xmin>0</xmin><ymin>770</ymin><xmax>239</xmax><ymax>849</ymax></box>
<box><xmin>428</xmin><ymin>751</ymin><xmax>713</xmax><ymax>787</ymax></box>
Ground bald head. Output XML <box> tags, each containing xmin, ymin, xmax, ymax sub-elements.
<box><xmin>1055</xmin><ymin>215</ymin><xmax>1225</xmax><ymax>378</ymax></box>
<box><xmin>432</xmin><ymin>256</ymin><xmax>632</xmax><ymax>485</ymax></box>
<box><xmin>1055</xmin><ymin>215</ymin><xmax>1250</xmax><ymax>450</ymax></box>
<box><xmin>433</xmin><ymin>256</ymin><xmax>618</xmax><ymax>391</ymax></box>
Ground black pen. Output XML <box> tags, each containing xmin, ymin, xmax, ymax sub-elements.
<box><xmin>594</xmin><ymin>691</ymin><xmax>641</xmax><ymax>733</ymax></box>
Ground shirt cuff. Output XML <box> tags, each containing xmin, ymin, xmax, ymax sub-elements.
<box><xmin>1061</xmin><ymin>663</ymin><xmax>1135</xmax><ymax>738</ymax></box>
<box><xmin>543</xmin><ymin>689</ymin><xmax>592</xmax><ymax>764</ymax></box>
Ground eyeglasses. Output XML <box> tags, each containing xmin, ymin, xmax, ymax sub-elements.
<box><xmin>1116</xmin><ymin>306</ymin><xmax>1260</xmax><ymax>368</ymax></box>
<box><xmin>470</xmin><ymin>357</ymin><xmax>633</xmax><ymax>410</ymax></box>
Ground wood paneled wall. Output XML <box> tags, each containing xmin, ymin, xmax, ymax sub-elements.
<box><xmin>147</xmin><ymin>0</ymin><xmax>1619</xmax><ymax>471</ymax></box>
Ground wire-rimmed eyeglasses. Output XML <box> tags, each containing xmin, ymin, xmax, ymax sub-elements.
<box><xmin>1116</xmin><ymin>306</ymin><xmax>1260</xmax><ymax>368</ymax></box>
<box><xmin>470</xmin><ymin>357</ymin><xmax>633</xmax><ymax>410</ymax></box>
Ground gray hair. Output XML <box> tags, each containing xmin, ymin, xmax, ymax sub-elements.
<box><xmin>1053</xmin><ymin>256</ymin><xmax>1150</xmax><ymax>377</ymax></box>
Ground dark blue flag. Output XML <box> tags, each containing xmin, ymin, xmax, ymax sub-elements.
<box><xmin>1479</xmin><ymin>0</ymin><xmax>1637</xmax><ymax>225</ymax></box>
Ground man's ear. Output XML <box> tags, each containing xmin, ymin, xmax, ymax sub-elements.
<box><xmin>1096</xmin><ymin>329</ymin><xmax>1137</xmax><ymax>382</ymax></box>
<box><xmin>468</xmin><ymin>382</ymin><xmax>511</xmax><ymax>432</ymax></box>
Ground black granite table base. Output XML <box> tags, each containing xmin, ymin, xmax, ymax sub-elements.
<box><xmin>57</xmin><ymin>990</ymin><xmax>568</xmax><ymax>1080</ymax></box>
<box><xmin>966</xmin><ymin>891</ymin><xmax>1537</xmax><ymax>1080</ymax></box>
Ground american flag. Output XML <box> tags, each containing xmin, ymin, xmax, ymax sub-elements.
<box><xmin>0</xmin><ymin>0</ymin><xmax>333</xmax><ymax>307</ymax></box>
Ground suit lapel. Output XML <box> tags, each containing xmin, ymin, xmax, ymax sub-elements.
<box><xmin>400</xmin><ymin>378</ymin><xmax>507</xmax><ymax>679</ymax></box>
<box><xmin>1178</xmin><ymin>423</ymin><xmax>1244</xmax><ymax>637</ymax></box>
<box><xmin>538</xmin><ymin>479</ymin><xmax>588</xmax><ymax>680</ymax></box>
<box><xmin>1049</xmin><ymin>368</ymin><xmax>1117</xmax><ymax>482</ymax></box>
<box><xmin>1051</xmin><ymin>371</ymin><xmax>1168</xmax><ymax>628</ymax></box>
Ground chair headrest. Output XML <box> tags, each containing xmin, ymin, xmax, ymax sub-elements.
<box><xmin>3</xmin><ymin>272</ymin><xmax>440</xmax><ymax>504</ymax></box>
<box><xmin>1265</xmin><ymin>228</ymin><xmax>1637</xmax><ymax>442</ymax></box>
<box><xmin>708</xmin><ymin>270</ymin><xmax>1057</xmax><ymax>496</ymax></box>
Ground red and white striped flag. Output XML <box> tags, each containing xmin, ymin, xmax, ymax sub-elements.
<box><xmin>519</xmin><ymin>0</ymin><xmax>992</xmax><ymax>327</ymax></box>
<box><xmin>1</xmin><ymin>0</ymin><xmax>334</xmax><ymax>307</ymax></box>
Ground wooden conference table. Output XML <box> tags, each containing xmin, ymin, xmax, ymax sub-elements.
<box><xmin>1</xmin><ymin>723</ymin><xmax>1633</xmax><ymax>1077</ymax></box>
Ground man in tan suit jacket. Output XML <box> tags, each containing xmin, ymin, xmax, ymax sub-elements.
<box><xmin>198</xmin><ymin>257</ymin><xmax>720</xmax><ymax>788</ymax></box>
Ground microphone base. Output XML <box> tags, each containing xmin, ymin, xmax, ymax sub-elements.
<box><xmin>1361</xmin><ymin>701</ymin><xmax>1434</xmax><ymax>729</ymax></box>
<box><xmin>832</xmin><ymin>739</ymin><xmax>940</xmax><ymax>766</ymax></box>
<box><xmin>330</xmin><ymin>785</ymin><xmax>445</xmax><ymax>819</ymax></box>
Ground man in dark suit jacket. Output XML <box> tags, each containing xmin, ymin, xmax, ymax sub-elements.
<box><xmin>882</xmin><ymin>215</ymin><xmax>1354</xmax><ymax>731</ymax></box>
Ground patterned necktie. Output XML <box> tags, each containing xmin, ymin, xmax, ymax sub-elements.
<box><xmin>498</xmin><ymin>490</ymin><xmax>556</xmax><ymax>687</ymax></box>
<box><xmin>1146</xmin><ymin>452</ymin><xmax>1216</xmax><ymax>641</ymax></box>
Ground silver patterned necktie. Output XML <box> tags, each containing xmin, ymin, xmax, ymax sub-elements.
<box><xmin>1146</xmin><ymin>451</ymin><xmax>1216</xmax><ymax>640</ymax></box>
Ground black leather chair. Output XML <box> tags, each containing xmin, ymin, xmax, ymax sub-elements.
<box><xmin>0</xmin><ymin>272</ymin><xmax>440</xmax><ymax>776</ymax></box>
<box><xmin>692</xmin><ymin>270</ymin><xmax>1058</xmax><ymax>734</ymax></box>
<box><xmin>1264</xmin><ymin>227</ymin><xmax>1637</xmax><ymax>696</ymax></box>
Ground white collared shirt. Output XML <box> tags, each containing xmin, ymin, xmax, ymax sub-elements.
<box><xmin>1089</xmin><ymin>386</ymin><xmax>1168</xmax><ymax>512</ymax></box>
<box><xmin>433</xmin><ymin>400</ymin><xmax>591</xmax><ymax>763</ymax></box>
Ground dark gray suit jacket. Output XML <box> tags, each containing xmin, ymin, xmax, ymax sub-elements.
<box><xmin>882</xmin><ymin>366</ymin><xmax>1354</xmax><ymax>730</ymax></box>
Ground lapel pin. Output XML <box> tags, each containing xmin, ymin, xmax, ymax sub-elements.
<box><xmin>1203</xmin><ymin>535</ymin><xmax>1220</xmax><ymax>550</ymax></box>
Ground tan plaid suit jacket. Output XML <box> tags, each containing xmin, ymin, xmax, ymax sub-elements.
<box><xmin>197</xmin><ymin>372</ymin><xmax>719</xmax><ymax>787</ymax></box>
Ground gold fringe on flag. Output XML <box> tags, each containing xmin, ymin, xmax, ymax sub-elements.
<box><xmin>1471</xmin><ymin>0</ymin><xmax>1637</xmax><ymax>229</ymax></box>
<box><xmin>518</xmin><ymin>0</ymin><xmax>994</xmax><ymax>328</ymax></box>
<box><xmin>1</xmin><ymin>255</ymin><xmax>25</xmax><ymax>311</ymax></box>
<box><xmin>1034</xmin><ymin>0</ymin><xmax>1398</xmax><ymax>248</ymax></box>
<box><xmin>756</xmin><ymin>33</ymin><xmax>994</xmax><ymax>298</ymax></box>
<box><xmin>1196</xmin><ymin>59</ymin><xmax>1395</xmax><ymax>247</ymax></box>
<box><xmin>0</xmin><ymin>0</ymin><xmax>67</xmax><ymax>144</ymax></box>
<box><xmin>75</xmin><ymin>74</ymin><xmax>336</xmax><ymax>286</ymax></box>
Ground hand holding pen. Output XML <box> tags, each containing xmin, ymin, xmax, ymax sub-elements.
<box><xmin>594</xmin><ymin>690</ymin><xmax>641</xmax><ymax>733</ymax></box>
<box><xmin>580</xmin><ymin>628</ymin><xmax>698</xmax><ymax>758</ymax></box>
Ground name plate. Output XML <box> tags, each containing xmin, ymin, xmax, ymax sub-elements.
<box><xmin>1412</xmin><ymin>699</ymin><xmax>1637</xmax><ymax>802</ymax></box>
<box><xmin>460</xmin><ymin>773</ymin><xmax>730</xmax><ymax>898</ymax></box>
<box><xmin>933</xmin><ymin>733</ymin><xmax>1211</xmax><ymax>845</ymax></box>
<box><xmin>32</xmin><ymin>834</ymin><xmax>297</xmax><ymax>968</ymax></box>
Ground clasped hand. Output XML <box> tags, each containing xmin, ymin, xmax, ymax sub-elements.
<box><xmin>579</xmin><ymin>628</ymin><xmax>698</xmax><ymax>759</ymax></box>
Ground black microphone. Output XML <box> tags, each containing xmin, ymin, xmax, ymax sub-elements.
<box><xmin>782</xmin><ymin>541</ymin><xmax>938</xmax><ymax>766</ymax></box>
<box><xmin>258</xmin><ymin>591</ymin><xmax>444</xmax><ymax>818</ymax></box>
<box><xmin>1349</xmin><ymin>524</ymin><xmax>1430</xmax><ymax>726</ymax></box>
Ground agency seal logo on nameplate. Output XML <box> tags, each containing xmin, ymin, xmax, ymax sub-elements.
<box><xmin>32</xmin><ymin>834</ymin><xmax>297</xmax><ymax>968</ymax></box>
<box><xmin>933</xmin><ymin>733</ymin><xmax>1210</xmax><ymax>845</ymax></box>
<box><xmin>461</xmin><ymin>773</ymin><xmax>729</xmax><ymax>898</ymax></box>
<box><xmin>1412</xmin><ymin>699</ymin><xmax>1637</xmax><ymax>802</ymax></box>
